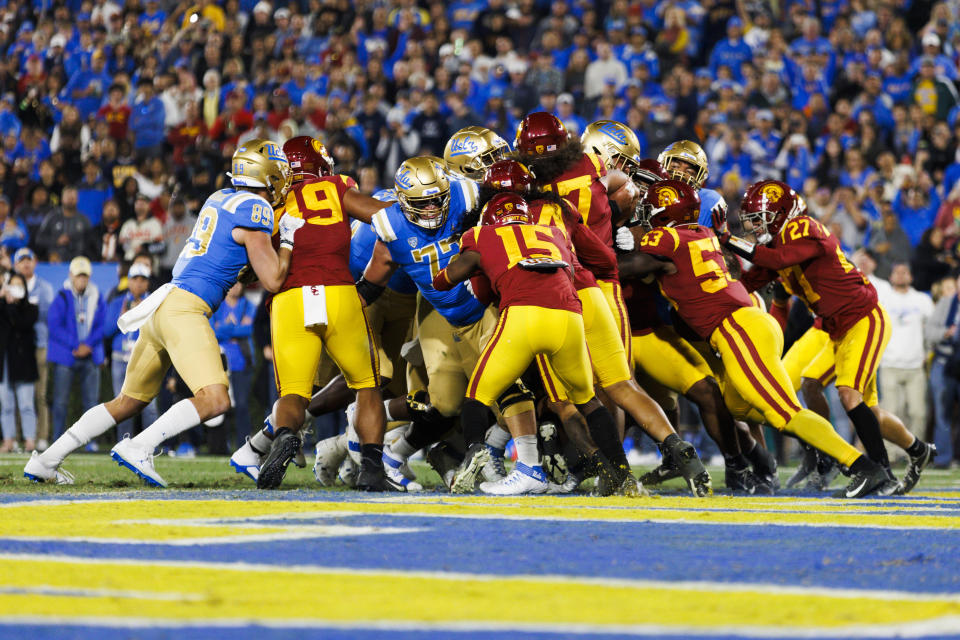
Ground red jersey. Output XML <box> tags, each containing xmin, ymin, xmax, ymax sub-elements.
<box><xmin>529</xmin><ymin>197</ymin><xmax>617</xmax><ymax>289</ymax></box>
<box><xmin>542</xmin><ymin>152</ymin><xmax>617</xmax><ymax>278</ymax></box>
<box><xmin>97</xmin><ymin>103</ymin><xmax>131</xmax><ymax>141</ymax></box>
<box><xmin>638</xmin><ymin>224</ymin><xmax>753</xmax><ymax>339</ymax></box>
<box><xmin>459</xmin><ymin>222</ymin><xmax>581</xmax><ymax>313</ymax></box>
<box><xmin>620</xmin><ymin>277</ymin><xmax>663</xmax><ymax>334</ymax></box>
<box><xmin>279</xmin><ymin>174</ymin><xmax>358</xmax><ymax>292</ymax></box>
<box><xmin>739</xmin><ymin>216</ymin><xmax>877</xmax><ymax>340</ymax></box>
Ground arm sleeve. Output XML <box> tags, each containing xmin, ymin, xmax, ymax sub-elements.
<box><xmin>750</xmin><ymin>236</ymin><xmax>823</xmax><ymax>270</ymax></box>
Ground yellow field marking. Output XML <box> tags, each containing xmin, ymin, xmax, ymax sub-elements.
<box><xmin>0</xmin><ymin>555</ymin><xmax>958</xmax><ymax>631</ymax></box>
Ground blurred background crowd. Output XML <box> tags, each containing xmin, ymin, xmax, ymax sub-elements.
<box><xmin>0</xmin><ymin>0</ymin><xmax>958</xmax><ymax>468</ymax></box>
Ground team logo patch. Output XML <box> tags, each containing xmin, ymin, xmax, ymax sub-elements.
<box><xmin>599</xmin><ymin>121</ymin><xmax>628</xmax><ymax>144</ymax></box>
<box><xmin>448</xmin><ymin>135</ymin><xmax>479</xmax><ymax>157</ymax></box>
<box><xmin>263</xmin><ymin>143</ymin><xmax>287</xmax><ymax>162</ymax></box>
<box><xmin>656</xmin><ymin>186</ymin><xmax>680</xmax><ymax>207</ymax></box>
<box><xmin>407</xmin><ymin>237</ymin><xmax>418</xmax><ymax>248</ymax></box>
<box><xmin>504</xmin><ymin>202</ymin><xmax>514</xmax><ymax>210</ymax></box>
<box><xmin>536</xmin><ymin>144</ymin><xmax>545</xmax><ymax>154</ymax></box>
<box><xmin>761</xmin><ymin>183</ymin><xmax>784</xmax><ymax>202</ymax></box>
<box><xmin>311</xmin><ymin>139</ymin><xmax>323</xmax><ymax>153</ymax></box>
<box><xmin>396</xmin><ymin>168</ymin><xmax>414</xmax><ymax>189</ymax></box>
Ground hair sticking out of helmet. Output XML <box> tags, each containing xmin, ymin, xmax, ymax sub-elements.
<box><xmin>638</xmin><ymin>179</ymin><xmax>701</xmax><ymax>229</ymax></box>
<box><xmin>229</xmin><ymin>138</ymin><xmax>292</xmax><ymax>207</ymax></box>
<box><xmin>283</xmin><ymin>135</ymin><xmax>334</xmax><ymax>181</ymax></box>
<box><xmin>395</xmin><ymin>157</ymin><xmax>451</xmax><ymax>230</ymax></box>
<box><xmin>739</xmin><ymin>180</ymin><xmax>802</xmax><ymax>245</ymax></box>
<box><xmin>481</xmin><ymin>192</ymin><xmax>531</xmax><ymax>226</ymax></box>
<box><xmin>657</xmin><ymin>140</ymin><xmax>709</xmax><ymax>189</ymax></box>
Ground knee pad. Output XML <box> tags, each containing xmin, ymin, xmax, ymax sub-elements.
<box><xmin>497</xmin><ymin>380</ymin><xmax>536</xmax><ymax>419</ymax></box>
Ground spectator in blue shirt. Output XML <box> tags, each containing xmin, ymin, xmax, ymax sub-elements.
<box><xmin>0</xmin><ymin>196</ymin><xmax>28</xmax><ymax>253</ymax></box>
<box><xmin>212</xmin><ymin>282</ymin><xmax>256</xmax><ymax>449</ymax></box>
<box><xmin>75</xmin><ymin>157</ymin><xmax>113</xmax><ymax>226</ymax></box>
<box><xmin>138</xmin><ymin>0</ymin><xmax>167</xmax><ymax>37</ymax></box>
<box><xmin>747</xmin><ymin>110</ymin><xmax>783</xmax><ymax>178</ymax></box>
<box><xmin>709</xmin><ymin>18</ymin><xmax>753</xmax><ymax>84</ymax></box>
<box><xmin>47</xmin><ymin>256</ymin><xmax>106</xmax><ymax>439</ymax></box>
<box><xmin>894</xmin><ymin>181</ymin><xmax>942</xmax><ymax>246</ymax></box>
<box><xmin>0</xmin><ymin>94</ymin><xmax>21</xmax><ymax>141</ymax></box>
<box><xmin>62</xmin><ymin>48</ymin><xmax>110</xmax><ymax>120</ymax></box>
<box><xmin>129</xmin><ymin>78</ymin><xmax>166</xmax><ymax>161</ymax></box>
<box><xmin>104</xmin><ymin>261</ymin><xmax>158</xmax><ymax>439</ymax></box>
<box><xmin>910</xmin><ymin>33</ymin><xmax>958</xmax><ymax>82</ymax></box>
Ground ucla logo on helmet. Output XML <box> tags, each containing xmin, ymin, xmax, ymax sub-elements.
<box><xmin>396</xmin><ymin>168</ymin><xmax>414</xmax><ymax>189</ymax></box>
<box><xmin>761</xmin><ymin>183</ymin><xmax>784</xmax><ymax>202</ymax></box>
<box><xmin>657</xmin><ymin>186</ymin><xmax>680</xmax><ymax>207</ymax></box>
<box><xmin>598</xmin><ymin>122</ymin><xmax>628</xmax><ymax>144</ymax></box>
<box><xmin>448</xmin><ymin>135</ymin><xmax>479</xmax><ymax>157</ymax></box>
<box><xmin>264</xmin><ymin>143</ymin><xmax>287</xmax><ymax>162</ymax></box>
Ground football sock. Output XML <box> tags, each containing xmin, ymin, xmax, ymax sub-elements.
<box><xmin>131</xmin><ymin>399</ymin><xmax>201</xmax><ymax>452</ymax></box>
<box><xmin>514</xmin><ymin>434</ymin><xmax>539</xmax><ymax>468</ymax></box>
<box><xmin>43</xmin><ymin>404</ymin><xmax>116</xmax><ymax>466</ymax></box>
<box><xmin>460</xmin><ymin>398</ymin><xmax>491</xmax><ymax>447</ymax></box>
<box><xmin>583</xmin><ymin>405</ymin><xmax>629</xmax><ymax>469</ymax></box>
<box><xmin>906</xmin><ymin>437</ymin><xmax>925</xmax><ymax>457</ymax></box>
<box><xmin>846</xmin><ymin>402</ymin><xmax>889</xmax><ymax>467</ymax></box>
<box><xmin>849</xmin><ymin>454</ymin><xmax>878</xmax><ymax>475</ymax></box>
<box><xmin>383</xmin><ymin>400</ymin><xmax>395</xmax><ymax>422</ymax></box>
<box><xmin>360</xmin><ymin>443</ymin><xmax>384</xmax><ymax>473</ymax></box>
<box><xmin>386</xmin><ymin>435</ymin><xmax>417</xmax><ymax>462</ymax></box>
<box><xmin>249</xmin><ymin>428</ymin><xmax>273</xmax><ymax>455</ymax></box>
<box><xmin>785</xmin><ymin>408</ymin><xmax>861</xmax><ymax>468</ymax></box>
<box><xmin>485</xmin><ymin>425</ymin><xmax>511</xmax><ymax>450</ymax></box>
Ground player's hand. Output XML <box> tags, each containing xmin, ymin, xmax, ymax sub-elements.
<box><xmin>278</xmin><ymin>214</ymin><xmax>305</xmax><ymax>249</ymax></box>
<box><xmin>464</xmin><ymin>278</ymin><xmax>475</xmax><ymax>298</ymax></box>
<box><xmin>615</xmin><ymin>226</ymin><xmax>635</xmax><ymax>252</ymax></box>
<box><xmin>711</xmin><ymin>206</ymin><xmax>730</xmax><ymax>244</ymax></box>
<box><xmin>237</xmin><ymin>264</ymin><xmax>258</xmax><ymax>285</ymax></box>
<box><xmin>661</xmin><ymin>261</ymin><xmax>678</xmax><ymax>275</ymax></box>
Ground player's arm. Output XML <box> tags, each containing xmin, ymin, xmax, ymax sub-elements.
<box><xmin>618</xmin><ymin>251</ymin><xmax>676</xmax><ymax>278</ymax></box>
<box><xmin>739</xmin><ymin>263</ymin><xmax>777</xmax><ymax>293</ymax></box>
<box><xmin>602</xmin><ymin>169</ymin><xmax>638</xmax><ymax>226</ymax></box>
<box><xmin>343</xmin><ymin>187</ymin><xmax>392</xmax><ymax>224</ymax></box>
<box><xmin>235</xmin><ymin>228</ymin><xmax>292</xmax><ymax>293</ymax></box>
<box><xmin>358</xmin><ymin>239</ymin><xmax>398</xmax><ymax>305</ymax></box>
<box><xmin>433</xmin><ymin>250</ymin><xmax>481</xmax><ymax>291</ymax></box>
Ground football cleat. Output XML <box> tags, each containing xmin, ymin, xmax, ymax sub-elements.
<box><xmin>587</xmin><ymin>451</ymin><xmax>623</xmax><ymax>497</ymax></box>
<box><xmin>877</xmin><ymin>467</ymin><xmax>901</xmax><ymax>497</ymax></box>
<box><xmin>450</xmin><ymin>443</ymin><xmax>492</xmax><ymax>494</ymax></box>
<box><xmin>426</xmin><ymin>441</ymin><xmax>462</xmax><ymax>490</ymax></box>
<box><xmin>481</xmin><ymin>445</ymin><xmax>507</xmax><ymax>483</ymax></box>
<box><xmin>547</xmin><ymin>470</ymin><xmax>584</xmax><ymax>494</ymax></box>
<box><xmin>663</xmin><ymin>437</ymin><xmax>712</xmax><ymax>497</ymax></box>
<box><xmin>257</xmin><ymin>428</ymin><xmax>302</xmax><ymax>490</ymax></box>
<box><xmin>383</xmin><ymin>446</ymin><xmax>423</xmax><ymax>492</ymax></box>
<box><xmin>111</xmin><ymin>438</ymin><xmax>167</xmax><ymax>488</ymax></box>
<box><xmin>23</xmin><ymin>451</ymin><xmax>74</xmax><ymax>485</ymax></box>
<box><xmin>338</xmin><ymin>456</ymin><xmax>359</xmax><ymax>488</ymax></box>
<box><xmin>833</xmin><ymin>462</ymin><xmax>888</xmax><ymax>498</ymax></box>
<box><xmin>786</xmin><ymin>444</ymin><xmax>818</xmax><ymax>488</ymax></box>
<box><xmin>314</xmin><ymin>434</ymin><xmax>348</xmax><ymax>486</ymax></box>
<box><xmin>538</xmin><ymin>422</ymin><xmax>568</xmax><ymax>484</ymax></box>
<box><xmin>897</xmin><ymin>441</ymin><xmax>936</xmax><ymax>495</ymax></box>
<box><xmin>357</xmin><ymin>462</ymin><xmax>406</xmax><ymax>492</ymax></box>
<box><xmin>639</xmin><ymin>461</ymin><xmax>682</xmax><ymax>485</ymax></box>
<box><xmin>725</xmin><ymin>465</ymin><xmax>774</xmax><ymax>495</ymax></box>
<box><xmin>229</xmin><ymin>438</ymin><xmax>264</xmax><ymax>482</ymax></box>
<box><xmin>480</xmin><ymin>463</ymin><xmax>548</xmax><ymax>495</ymax></box>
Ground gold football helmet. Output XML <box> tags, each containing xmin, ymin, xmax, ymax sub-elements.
<box><xmin>581</xmin><ymin>120</ymin><xmax>643</xmax><ymax>174</ymax></box>
<box><xmin>229</xmin><ymin>138</ymin><xmax>292</xmax><ymax>207</ymax></box>
<box><xmin>658</xmin><ymin>140</ymin><xmax>709</xmax><ymax>189</ymax></box>
<box><xmin>395</xmin><ymin>157</ymin><xmax>451</xmax><ymax>230</ymax></box>
<box><xmin>443</xmin><ymin>126</ymin><xmax>511</xmax><ymax>180</ymax></box>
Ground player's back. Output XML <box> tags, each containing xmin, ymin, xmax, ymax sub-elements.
<box><xmin>528</xmin><ymin>198</ymin><xmax>601</xmax><ymax>290</ymax></box>
<box><xmin>280</xmin><ymin>174</ymin><xmax>358</xmax><ymax>292</ymax></box>
<box><xmin>461</xmin><ymin>222</ymin><xmax>581</xmax><ymax>313</ymax></box>
<box><xmin>639</xmin><ymin>224</ymin><xmax>753</xmax><ymax>339</ymax></box>
<box><xmin>172</xmin><ymin>187</ymin><xmax>274</xmax><ymax>310</ymax></box>
<box><xmin>774</xmin><ymin>215</ymin><xmax>877</xmax><ymax>337</ymax></box>
<box><xmin>542</xmin><ymin>152</ymin><xmax>615</xmax><ymax>251</ymax></box>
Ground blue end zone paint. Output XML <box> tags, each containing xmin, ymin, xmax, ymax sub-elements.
<box><xmin>4</xmin><ymin>513</ymin><xmax>960</xmax><ymax>594</ymax></box>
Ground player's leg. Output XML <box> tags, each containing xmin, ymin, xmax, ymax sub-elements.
<box><xmin>712</xmin><ymin>307</ymin><xmax>887</xmax><ymax>497</ymax></box>
<box><xmin>111</xmin><ymin>290</ymin><xmax>230</xmax><ymax>487</ymax></box>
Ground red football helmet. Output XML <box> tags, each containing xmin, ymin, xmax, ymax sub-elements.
<box><xmin>483</xmin><ymin>160</ymin><xmax>535</xmax><ymax>194</ymax></box>
<box><xmin>282</xmin><ymin>135</ymin><xmax>334</xmax><ymax>181</ymax></box>
<box><xmin>481</xmin><ymin>192</ymin><xmax>531</xmax><ymax>226</ymax></box>
<box><xmin>739</xmin><ymin>180</ymin><xmax>802</xmax><ymax>244</ymax></box>
<box><xmin>514</xmin><ymin>112</ymin><xmax>569</xmax><ymax>158</ymax></box>
<box><xmin>633</xmin><ymin>159</ymin><xmax>670</xmax><ymax>194</ymax></box>
<box><xmin>639</xmin><ymin>179</ymin><xmax>701</xmax><ymax>228</ymax></box>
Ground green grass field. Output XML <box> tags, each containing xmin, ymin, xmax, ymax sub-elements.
<box><xmin>2</xmin><ymin>451</ymin><xmax>958</xmax><ymax>493</ymax></box>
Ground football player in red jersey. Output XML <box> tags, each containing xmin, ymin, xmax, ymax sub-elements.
<box><xmin>245</xmin><ymin>136</ymin><xmax>398</xmax><ymax>491</ymax></box>
<box><xmin>631</xmin><ymin>179</ymin><xmax>890</xmax><ymax>497</ymax></box>
<box><xmin>719</xmin><ymin>180</ymin><xmax>936</xmax><ymax>494</ymax></box>
<box><xmin>434</xmin><ymin>193</ymin><xmax>643</xmax><ymax>496</ymax></box>
<box><xmin>515</xmin><ymin>113</ymin><xmax>638</xmax><ymax>362</ymax></box>
<box><xmin>482</xmin><ymin>160</ymin><xmax>712</xmax><ymax>496</ymax></box>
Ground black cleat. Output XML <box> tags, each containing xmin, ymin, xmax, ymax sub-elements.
<box><xmin>725</xmin><ymin>465</ymin><xmax>774</xmax><ymax>495</ymax></box>
<box><xmin>897</xmin><ymin>442</ymin><xmax>936</xmax><ymax>495</ymax></box>
<box><xmin>587</xmin><ymin>451</ymin><xmax>622</xmax><ymax>497</ymax></box>
<box><xmin>426</xmin><ymin>441</ymin><xmax>462</xmax><ymax>490</ymax></box>
<box><xmin>256</xmin><ymin>428</ymin><xmax>301</xmax><ymax>490</ymax></box>
<box><xmin>833</xmin><ymin>462</ymin><xmax>888</xmax><ymax>498</ymax></box>
<box><xmin>663</xmin><ymin>438</ymin><xmax>712</xmax><ymax>497</ymax></box>
<box><xmin>877</xmin><ymin>466</ymin><xmax>901</xmax><ymax>496</ymax></box>
<box><xmin>787</xmin><ymin>444</ymin><xmax>818</xmax><ymax>488</ymax></box>
<box><xmin>357</xmin><ymin>465</ymin><xmax>405</xmax><ymax>492</ymax></box>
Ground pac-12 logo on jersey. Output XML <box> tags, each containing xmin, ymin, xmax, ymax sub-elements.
<box><xmin>448</xmin><ymin>135</ymin><xmax>479</xmax><ymax>157</ymax></box>
<box><xmin>599</xmin><ymin>121</ymin><xmax>628</xmax><ymax>144</ymax></box>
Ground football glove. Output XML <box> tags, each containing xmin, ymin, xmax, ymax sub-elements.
<box><xmin>615</xmin><ymin>226</ymin><xmax>635</xmax><ymax>252</ymax></box>
<box><xmin>278</xmin><ymin>214</ymin><xmax>305</xmax><ymax>249</ymax></box>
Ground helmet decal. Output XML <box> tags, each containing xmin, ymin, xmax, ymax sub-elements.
<box><xmin>263</xmin><ymin>143</ymin><xmax>286</xmax><ymax>162</ymax></box>
<box><xmin>657</xmin><ymin>185</ymin><xmax>680</xmax><ymax>207</ymax></box>
<box><xmin>760</xmin><ymin>183</ymin><xmax>784</xmax><ymax>202</ymax></box>
<box><xmin>599</xmin><ymin>121</ymin><xmax>628</xmax><ymax>144</ymax></box>
<box><xmin>447</xmin><ymin>135</ymin><xmax>480</xmax><ymax>157</ymax></box>
<box><xmin>395</xmin><ymin>168</ymin><xmax>414</xmax><ymax>189</ymax></box>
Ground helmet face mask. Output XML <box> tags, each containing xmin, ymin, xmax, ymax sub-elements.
<box><xmin>444</xmin><ymin>126</ymin><xmax>511</xmax><ymax>180</ymax></box>
<box><xmin>657</xmin><ymin>140</ymin><xmax>709</xmax><ymax>190</ymax></box>
<box><xmin>230</xmin><ymin>138</ymin><xmax>292</xmax><ymax>207</ymax></box>
<box><xmin>740</xmin><ymin>180</ymin><xmax>801</xmax><ymax>245</ymax></box>
<box><xmin>395</xmin><ymin>157</ymin><xmax>451</xmax><ymax>230</ymax></box>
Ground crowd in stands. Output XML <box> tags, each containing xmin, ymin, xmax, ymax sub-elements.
<box><xmin>0</xmin><ymin>0</ymin><xmax>958</xmax><ymax>465</ymax></box>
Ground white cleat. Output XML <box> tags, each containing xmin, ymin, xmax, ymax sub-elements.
<box><xmin>314</xmin><ymin>434</ymin><xmax>348</xmax><ymax>486</ymax></box>
<box><xmin>23</xmin><ymin>451</ymin><xmax>74</xmax><ymax>485</ymax></box>
<box><xmin>345</xmin><ymin>404</ymin><xmax>361</xmax><ymax>465</ymax></box>
<box><xmin>229</xmin><ymin>438</ymin><xmax>263</xmax><ymax>482</ymax></box>
<box><xmin>111</xmin><ymin>438</ymin><xmax>168</xmax><ymax>488</ymax></box>
<box><xmin>480</xmin><ymin>463</ymin><xmax>549</xmax><ymax>495</ymax></box>
<box><xmin>383</xmin><ymin>447</ymin><xmax>423</xmax><ymax>492</ymax></box>
<box><xmin>481</xmin><ymin>445</ymin><xmax>507</xmax><ymax>483</ymax></box>
<box><xmin>338</xmin><ymin>456</ymin><xmax>359</xmax><ymax>488</ymax></box>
